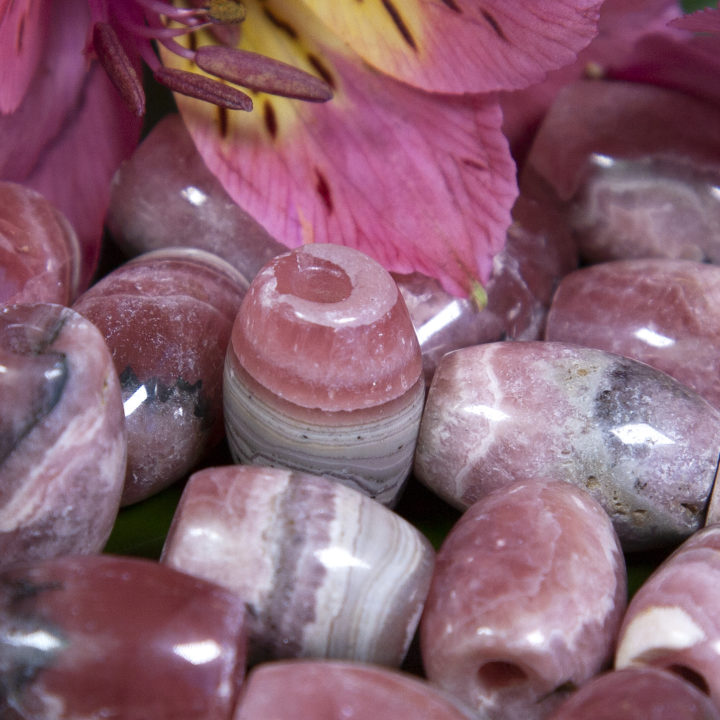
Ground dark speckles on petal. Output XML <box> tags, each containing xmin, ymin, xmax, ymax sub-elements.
<box><xmin>439</xmin><ymin>0</ymin><xmax>462</xmax><ymax>12</ymax></box>
<box><xmin>306</xmin><ymin>53</ymin><xmax>336</xmax><ymax>92</ymax></box>
<box><xmin>381</xmin><ymin>0</ymin><xmax>417</xmax><ymax>50</ymax></box>
<box><xmin>263</xmin><ymin>100</ymin><xmax>278</xmax><ymax>139</ymax></box>
<box><xmin>481</xmin><ymin>9</ymin><xmax>508</xmax><ymax>42</ymax></box>
<box><xmin>315</xmin><ymin>170</ymin><xmax>333</xmax><ymax>214</ymax></box>
<box><xmin>262</xmin><ymin>7</ymin><xmax>299</xmax><ymax>39</ymax></box>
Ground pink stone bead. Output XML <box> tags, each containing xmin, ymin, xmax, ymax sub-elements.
<box><xmin>107</xmin><ymin>114</ymin><xmax>285</xmax><ymax>282</ymax></box>
<box><xmin>224</xmin><ymin>244</ymin><xmax>424</xmax><ymax>505</ymax></box>
<box><xmin>548</xmin><ymin>667</ymin><xmax>720</xmax><ymax>720</ymax></box>
<box><xmin>414</xmin><ymin>341</ymin><xmax>720</xmax><ymax>550</ymax></box>
<box><xmin>569</xmin><ymin>155</ymin><xmax>720</xmax><ymax>265</ymax></box>
<box><xmin>161</xmin><ymin>465</ymin><xmax>434</xmax><ymax>667</ymax></box>
<box><xmin>395</xmin><ymin>186</ymin><xmax>577</xmax><ymax>385</ymax></box>
<box><xmin>73</xmin><ymin>248</ymin><xmax>247</xmax><ymax>505</ymax></box>
<box><xmin>0</xmin><ymin>182</ymin><xmax>81</xmax><ymax>307</ymax></box>
<box><xmin>545</xmin><ymin>258</ymin><xmax>720</xmax><ymax>410</ymax></box>
<box><xmin>615</xmin><ymin>523</ymin><xmax>720</xmax><ymax>707</ymax></box>
<box><xmin>523</xmin><ymin>79</ymin><xmax>720</xmax><ymax>202</ymax></box>
<box><xmin>420</xmin><ymin>480</ymin><xmax>627</xmax><ymax>720</ymax></box>
<box><xmin>0</xmin><ymin>303</ymin><xmax>126</xmax><ymax>567</ymax></box>
<box><xmin>233</xmin><ymin>660</ymin><xmax>472</xmax><ymax>720</ymax></box>
<box><xmin>0</xmin><ymin>555</ymin><xmax>248</xmax><ymax>720</ymax></box>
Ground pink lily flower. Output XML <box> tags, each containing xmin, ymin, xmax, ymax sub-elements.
<box><xmin>157</xmin><ymin>0</ymin><xmax>605</xmax><ymax>299</ymax></box>
<box><xmin>2</xmin><ymin>0</ymin><xmax>605</xmax><ymax>298</ymax></box>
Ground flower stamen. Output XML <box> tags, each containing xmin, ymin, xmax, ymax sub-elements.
<box><xmin>90</xmin><ymin>0</ymin><xmax>333</xmax><ymax>116</ymax></box>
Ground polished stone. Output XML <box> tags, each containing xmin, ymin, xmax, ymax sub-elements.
<box><xmin>0</xmin><ymin>554</ymin><xmax>248</xmax><ymax>720</ymax></box>
<box><xmin>0</xmin><ymin>182</ymin><xmax>81</xmax><ymax>307</ymax></box>
<box><xmin>523</xmin><ymin>79</ymin><xmax>720</xmax><ymax>202</ymax></box>
<box><xmin>224</xmin><ymin>244</ymin><xmax>424</xmax><ymax>505</ymax></box>
<box><xmin>615</xmin><ymin>523</ymin><xmax>720</xmax><ymax>709</ymax></box>
<box><xmin>0</xmin><ymin>303</ymin><xmax>126</xmax><ymax>567</ymax></box>
<box><xmin>548</xmin><ymin>667</ymin><xmax>720</xmax><ymax>720</ymax></box>
<box><xmin>162</xmin><ymin>465</ymin><xmax>434</xmax><ymax>667</ymax></box>
<box><xmin>233</xmin><ymin>660</ymin><xmax>472</xmax><ymax>720</ymax></box>
<box><xmin>73</xmin><ymin>248</ymin><xmax>247</xmax><ymax>504</ymax></box>
<box><xmin>420</xmin><ymin>479</ymin><xmax>626</xmax><ymax>720</ymax></box>
<box><xmin>569</xmin><ymin>155</ymin><xmax>720</xmax><ymax>264</ymax></box>
<box><xmin>414</xmin><ymin>341</ymin><xmax>720</xmax><ymax>550</ymax></box>
<box><xmin>545</xmin><ymin>258</ymin><xmax>720</xmax><ymax>410</ymax></box>
<box><xmin>395</xmin><ymin>183</ymin><xmax>577</xmax><ymax>385</ymax></box>
<box><xmin>107</xmin><ymin>114</ymin><xmax>285</xmax><ymax>284</ymax></box>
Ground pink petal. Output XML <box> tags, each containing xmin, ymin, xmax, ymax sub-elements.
<box><xmin>302</xmin><ymin>0</ymin><xmax>603</xmax><ymax>93</ymax></box>
<box><xmin>0</xmin><ymin>0</ymin><xmax>142</xmax><ymax>288</ymax></box>
<box><xmin>23</xmin><ymin>64</ymin><xmax>142</xmax><ymax>289</ymax></box>
<box><xmin>500</xmin><ymin>0</ymin><xmax>686</xmax><ymax>164</ymax></box>
<box><xmin>178</xmin><ymin>61</ymin><xmax>516</xmax><ymax>297</ymax></box>
<box><xmin>671</xmin><ymin>5</ymin><xmax>720</xmax><ymax>34</ymax></box>
<box><xmin>0</xmin><ymin>0</ymin><xmax>49</xmax><ymax>114</ymax></box>
<box><xmin>0</xmin><ymin>0</ymin><xmax>90</xmax><ymax>180</ymax></box>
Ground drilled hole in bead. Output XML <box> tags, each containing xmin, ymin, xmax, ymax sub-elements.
<box><xmin>667</xmin><ymin>664</ymin><xmax>710</xmax><ymax>695</ymax></box>
<box><xmin>275</xmin><ymin>252</ymin><xmax>352</xmax><ymax>304</ymax></box>
<box><xmin>477</xmin><ymin>661</ymin><xmax>528</xmax><ymax>689</ymax></box>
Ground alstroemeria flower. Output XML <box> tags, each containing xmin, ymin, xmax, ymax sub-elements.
<box><xmin>0</xmin><ymin>0</ymin><xmax>330</xmax><ymax>287</ymax></box>
<box><xmin>0</xmin><ymin>0</ymin><xmax>143</xmax><ymax>288</ymax></box>
<box><xmin>158</xmin><ymin>0</ymin><xmax>604</xmax><ymax>298</ymax></box>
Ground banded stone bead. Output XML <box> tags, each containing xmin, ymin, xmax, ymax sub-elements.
<box><xmin>224</xmin><ymin>243</ymin><xmax>424</xmax><ymax>506</ymax></box>
<box><xmin>161</xmin><ymin>465</ymin><xmax>434</xmax><ymax>667</ymax></box>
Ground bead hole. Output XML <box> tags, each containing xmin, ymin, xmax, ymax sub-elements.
<box><xmin>668</xmin><ymin>664</ymin><xmax>710</xmax><ymax>695</ymax></box>
<box><xmin>275</xmin><ymin>252</ymin><xmax>352</xmax><ymax>304</ymax></box>
<box><xmin>477</xmin><ymin>661</ymin><xmax>528</xmax><ymax>689</ymax></box>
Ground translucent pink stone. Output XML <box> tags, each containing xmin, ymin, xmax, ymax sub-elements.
<box><xmin>414</xmin><ymin>341</ymin><xmax>720</xmax><ymax>551</ymax></box>
<box><xmin>395</xmin><ymin>186</ymin><xmax>577</xmax><ymax>385</ymax></box>
<box><xmin>107</xmin><ymin>114</ymin><xmax>285</xmax><ymax>282</ymax></box>
<box><xmin>548</xmin><ymin>667</ymin><xmax>720</xmax><ymax>720</ymax></box>
<box><xmin>73</xmin><ymin>248</ymin><xmax>247</xmax><ymax>504</ymax></box>
<box><xmin>569</xmin><ymin>155</ymin><xmax>720</xmax><ymax>264</ymax></box>
<box><xmin>233</xmin><ymin>661</ymin><xmax>471</xmax><ymax>720</ymax></box>
<box><xmin>0</xmin><ymin>555</ymin><xmax>247</xmax><ymax>720</ymax></box>
<box><xmin>0</xmin><ymin>182</ymin><xmax>81</xmax><ymax>306</ymax></box>
<box><xmin>420</xmin><ymin>479</ymin><xmax>627</xmax><ymax>720</ymax></box>
<box><xmin>615</xmin><ymin>524</ymin><xmax>720</xmax><ymax>707</ymax></box>
<box><xmin>545</xmin><ymin>258</ymin><xmax>720</xmax><ymax>410</ymax></box>
<box><xmin>162</xmin><ymin>465</ymin><xmax>434</xmax><ymax>667</ymax></box>
<box><xmin>224</xmin><ymin>244</ymin><xmax>424</xmax><ymax>505</ymax></box>
<box><xmin>523</xmin><ymin>79</ymin><xmax>720</xmax><ymax>202</ymax></box>
<box><xmin>0</xmin><ymin>303</ymin><xmax>126</xmax><ymax>567</ymax></box>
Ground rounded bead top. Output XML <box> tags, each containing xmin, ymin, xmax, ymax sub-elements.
<box><xmin>231</xmin><ymin>244</ymin><xmax>422</xmax><ymax>411</ymax></box>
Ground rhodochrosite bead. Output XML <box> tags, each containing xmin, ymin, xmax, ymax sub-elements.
<box><xmin>569</xmin><ymin>155</ymin><xmax>720</xmax><ymax>264</ymax></box>
<box><xmin>420</xmin><ymin>480</ymin><xmax>626</xmax><ymax>720</ymax></box>
<box><xmin>0</xmin><ymin>555</ymin><xmax>248</xmax><ymax>720</ymax></box>
<box><xmin>548</xmin><ymin>667</ymin><xmax>720</xmax><ymax>720</ymax></box>
<box><xmin>73</xmin><ymin>248</ymin><xmax>248</xmax><ymax>504</ymax></box>
<box><xmin>414</xmin><ymin>341</ymin><xmax>720</xmax><ymax>550</ymax></box>
<box><xmin>161</xmin><ymin>465</ymin><xmax>434</xmax><ymax>667</ymax></box>
<box><xmin>545</xmin><ymin>259</ymin><xmax>720</xmax><ymax>410</ymax></box>
<box><xmin>224</xmin><ymin>244</ymin><xmax>424</xmax><ymax>505</ymax></box>
<box><xmin>523</xmin><ymin>80</ymin><xmax>720</xmax><ymax>202</ymax></box>
<box><xmin>615</xmin><ymin>524</ymin><xmax>720</xmax><ymax>707</ymax></box>
<box><xmin>0</xmin><ymin>182</ymin><xmax>81</xmax><ymax>307</ymax></box>
<box><xmin>233</xmin><ymin>661</ymin><xmax>472</xmax><ymax>720</ymax></box>
<box><xmin>107</xmin><ymin>114</ymin><xmax>285</xmax><ymax>283</ymax></box>
<box><xmin>395</xmin><ymin>187</ymin><xmax>576</xmax><ymax>385</ymax></box>
<box><xmin>0</xmin><ymin>304</ymin><xmax>126</xmax><ymax>567</ymax></box>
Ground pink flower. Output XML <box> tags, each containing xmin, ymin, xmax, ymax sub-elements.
<box><xmin>2</xmin><ymin>1</ymin><xmax>607</xmax><ymax>297</ymax></box>
<box><xmin>159</xmin><ymin>1</ymin><xmax>605</xmax><ymax>298</ymax></box>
